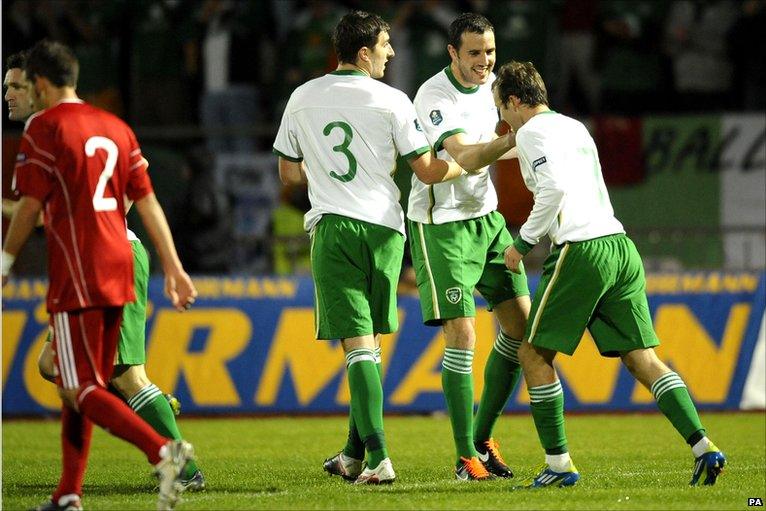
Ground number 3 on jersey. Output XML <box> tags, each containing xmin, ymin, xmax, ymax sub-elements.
<box><xmin>323</xmin><ymin>121</ymin><xmax>357</xmax><ymax>182</ymax></box>
<box><xmin>85</xmin><ymin>136</ymin><xmax>119</xmax><ymax>212</ymax></box>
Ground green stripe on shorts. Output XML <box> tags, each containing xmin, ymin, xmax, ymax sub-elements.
<box><xmin>526</xmin><ymin>234</ymin><xmax>659</xmax><ymax>356</ymax></box>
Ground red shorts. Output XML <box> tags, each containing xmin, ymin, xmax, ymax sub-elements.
<box><xmin>50</xmin><ymin>307</ymin><xmax>124</xmax><ymax>390</ymax></box>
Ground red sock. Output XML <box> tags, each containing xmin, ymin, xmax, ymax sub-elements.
<box><xmin>52</xmin><ymin>406</ymin><xmax>93</xmax><ymax>502</ymax></box>
<box><xmin>78</xmin><ymin>385</ymin><xmax>167</xmax><ymax>464</ymax></box>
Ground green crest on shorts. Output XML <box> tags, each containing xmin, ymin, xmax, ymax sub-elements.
<box><xmin>445</xmin><ymin>287</ymin><xmax>462</xmax><ymax>305</ymax></box>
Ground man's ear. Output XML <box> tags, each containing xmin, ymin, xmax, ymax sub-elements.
<box><xmin>358</xmin><ymin>46</ymin><xmax>370</xmax><ymax>64</ymax></box>
<box><xmin>447</xmin><ymin>44</ymin><xmax>458</xmax><ymax>62</ymax></box>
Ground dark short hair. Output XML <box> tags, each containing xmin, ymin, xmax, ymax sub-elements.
<box><xmin>25</xmin><ymin>40</ymin><xmax>79</xmax><ymax>88</ymax></box>
<box><xmin>6</xmin><ymin>51</ymin><xmax>28</xmax><ymax>72</ymax></box>
<box><xmin>332</xmin><ymin>10</ymin><xmax>390</xmax><ymax>64</ymax></box>
<box><xmin>448</xmin><ymin>13</ymin><xmax>494</xmax><ymax>50</ymax></box>
<box><xmin>493</xmin><ymin>61</ymin><xmax>549</xmax><ymax>108</ymax></box>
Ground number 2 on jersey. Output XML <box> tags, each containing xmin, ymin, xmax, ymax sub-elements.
<box><xmin>85</xmin><ymin>136</ymin><xmax>119</xmax><ymax>212</ymax></box>
<box><xmin>323</xmin><ymin>121</ymin><xmax>357</xmax><ymax>182</ymax></box>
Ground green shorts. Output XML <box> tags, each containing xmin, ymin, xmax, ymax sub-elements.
<box><xmin>311</xmin><ymin>214</ymin><xmax>405</xmax><ymax>340</ymax></box>
<box><xmin>48</xmin><ymin>240</ymin><xmax>150</xmax><ymax>366</ymax></box>
<box><xmin>115</xmin><ymin>240</ymin><xmax>149</xmax><ymax>365</ymax></box>
<box><xmin>526</xmin><ymin>234</ymin><xmax>660</xmax><ymax>357</ymax></box>
<box><xmin>409</xmin><ymin>211</ymin><xmax>530</xmax><ymax>326</ymax></box>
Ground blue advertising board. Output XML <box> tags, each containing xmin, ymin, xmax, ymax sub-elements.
<box><xmin>2</xmin><ymin>272</ymin><xmax>764</xmax><ymax>416</ymax></box>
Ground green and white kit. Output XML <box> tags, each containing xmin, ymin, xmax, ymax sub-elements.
<box><xmin>273</xmin><ymin>70</ymin><xmax>430</xmax><ymax>235</ymax></box>
<box><xmin>408</xmin><ymin>66</ymin><xmax>499</xmax><ymax>225</ymax></box>
<box><xmin>409</xmin><ymin>66</ymin><xmax>528</xmax><ymax>324</ymax></box>
<box><xmin>513</xmin><ymin>112</ymin><xmax>657</xmax><ymax>355</ymax></box>
<box><xmin>273</xmin><ymin>70</ymin><xmax>432</xmax><ymax>338</ymax></box>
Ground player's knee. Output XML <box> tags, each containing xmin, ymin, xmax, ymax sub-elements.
<box><xmin>443</xmin><ymin>318</ymin><xmax>475</xmax><ymax>349</ymax></box>
<box><xmin>620</xmin><ymin>348</ymin><xmax>661</xmax><ymax>376</ymax></box>
<box><xmin>518</xmin><ymin>341</ymin><xmax>554</xmax><ymax>370</ymax></box>
<box><xmin>517</xmin><ymin>341</ymin><xmax>535</xmax><ymax>367</ymax></box>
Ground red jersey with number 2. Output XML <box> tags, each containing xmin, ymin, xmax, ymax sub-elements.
<box><xmin>13</xmin><ymin>99</ymin><xmax>154</xmax><ymax>312</ymax></box>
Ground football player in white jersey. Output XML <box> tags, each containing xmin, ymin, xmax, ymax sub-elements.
<box><xmin>273</xmin><ymin>10</ymin><xmax>472</xmax><ymax>485</ymax></box>
<box><xmin>494</xmin><ymin>60</ymin><xmax>725</xmax><ymax>488</ymax></box>
<box><xmin>408</xmin><ymin>13</ymin><xmax>531</xmax><ymax>481</ymax></box>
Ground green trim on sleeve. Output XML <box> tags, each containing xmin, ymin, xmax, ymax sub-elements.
<box><xmin>434</xmin><ymin>128</ymin><xmax>466</xmax><ymax>152</ymax></box>
<box><xmin>444</xmin><ymin>66</ymin><xmax>479</xmax><ymax>94</ymax></box>
<box><xmin>272</xmin><ymin>148</ymin><xmax>303</xmax><ymax>162</ymax></box>
<box><xmin>402</xmin><ymin>146</ymin><xmax>430</xmax><ymax>161</ymax></box>
<box><xmin>513</xmin><ymin>236</ymin><xmax>535</xmax><ymax>256</ymax></box>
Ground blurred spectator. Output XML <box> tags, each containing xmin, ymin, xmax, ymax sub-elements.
<box><xmin>129</xmin><ymin>0</ymin><xmax>198</xmax><ymax>125</ymax></box>
<box><xmin>271</xmin><ymin>183</ymin><xmax>311</xmax><ymax>276</ymax></box>
<box><xmin>174</xmin><ymin>147</ymin><xmax>233</xmax><ymax>274</ymax></box>
<box><xmin>489</xmin><ymin>0</ymin><xmax>558</xmax><ymax>89</ymax></box>
<box><xmin>407</xmin><ymin>0</ymin><xmax>457</xmax><ymax>91</ymax></box>
<box><xmin>665</xmin><ymin>0</ymin><xmax>739</xmax><ymax>112</ymax></box>
<box><xmin>553</xmin><ymin>0</ymin><xmax>601</xmax><ymax>114</ymax></box>
<box><xmin>60</xmin><ymin>0</ymin><xmax>125</xmax><ymax>116</ymax></box>
<box><xmin>278</xmin><ymin>1</ymin><xmax>342</xmax><ymax>113</ymax></box>
<box><xmin>2</xmin><ymin>0</ymin><xmax>57</xmax><ymax>58</ymax></box>
<box><xmin>597</xmin><ymin>1</ymin><xmax>669</xmax><ymax>114</ymax></box>
<box><xmin>727</xmin><ymin>0</ymin><xmax>766</xmax><ymax>110</ymax></box>
<box><xmin>361</xmin><ymin>0</ymin><xmax>417</xmax><ymax>94</ymax></box>
<box><xmin>196</xmin><ymin>0</ymin><xmax>269</xmax><ymax>153</ymax></box>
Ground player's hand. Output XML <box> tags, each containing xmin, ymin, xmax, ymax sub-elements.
<box><xmin>164</xmin><ymin>269</ymin><xmax>198</xmax><ymax>312</ymax></box>
<box><xmin>504</xmin><ymin>245</ymin><xmax>524</xmax><ymax>274</ymax></box>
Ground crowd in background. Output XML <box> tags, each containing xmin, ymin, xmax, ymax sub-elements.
<box><xmin>3</xmin><ymin>0</ymin><xmax>765</xmax><ymax>275</ymax></box>
<box><xmin>4</xmin><ymin>0</ymin><xmax>765</xmax><ymax>129</ymax></box>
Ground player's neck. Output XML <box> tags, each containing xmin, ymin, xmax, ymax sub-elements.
<box><xmin>336</xmin><ymin>63</ymin><xmax>370</xmax><ymax>77</ymax></box>
<box><xmin>520</xmin><ymin>105</ymin><xmax>551</xmax><ymax>126</ymax></box>
<box><xmin>44</xmin><ymin>86</ymin><xmax>79</xmax><ymax>108</ymax></box>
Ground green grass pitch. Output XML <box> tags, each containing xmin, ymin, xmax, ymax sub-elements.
<box><xmin>3</xmin><ymin>412</ymin><xmax>764</xmax><ymax>510</ymax></box>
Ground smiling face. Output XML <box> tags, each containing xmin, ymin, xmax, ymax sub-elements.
<box><xmin>366</xmin><ymin>30</ymin><xmax>395</xmax><ymax>79</ymax></box>
<box><xmin>3</xmin><ymin>68</ymin><xmax>34</xmax><ymax>121</ymax></box>
<box><xmin>448</xmin><ymin>30</ymin><xmax>496</xmax><ymax>86</ymax></box>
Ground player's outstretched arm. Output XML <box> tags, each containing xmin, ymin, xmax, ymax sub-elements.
<box><xmin>134</xmin><ymin>193</ymin><xmax>197</xmax><ymax>311</ymax></box>
<box><xmin>2</xmin><ymin>196</ymin><xmax>43</xmax><ymax>286</ymax></box>
<box><xmin>442</xmin><ymin>131</ymin><xmax>516</xmax><ymax>171</ymax></box>
<box><xmin>408</xmin><ymin>151</ymin><xmax>467</xmax><ymax>184</ymax></box>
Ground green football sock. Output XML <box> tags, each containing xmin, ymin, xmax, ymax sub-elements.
<box><xmin>129</xmin><ymin>384</ymin><xmax>200</xmax><ymax>478</ymax></box>
<box><xmin>343</xmin><ymin>348</ymin><xmax>382</xmax><ymax>460</ymax></box>
<box><xmin>474</xmin><ymin>332</ymin><xmax>522</xmax><ymax>444</ymax></box>
<box><xmin>442</xmin><ymin>348</ymin><xmax>477</xmax><ymax>464</ymax></box>
<box><xmin>651</xmin><ymin>371</ymin><xmax>705</xmax><ymax>442</ymax></box>
<box><xmin>346</xmin><ymin>349</ymin><xmax>387</xmax><ymax>468</ymax></box>
<box><xmin>528</xmin><ymin>381</ymin><xmax>568</xmax><ymax>455</ymax></box>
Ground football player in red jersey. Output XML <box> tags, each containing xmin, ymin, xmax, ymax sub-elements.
<box><xmin>1</xmin><ymin>40</ymin><xmax>196</xmax><ymax>511</ymax></box>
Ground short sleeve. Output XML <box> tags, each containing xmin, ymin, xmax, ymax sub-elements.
<box><xmin>414</xmin><ymin>89</ymin><xmax>466</xmax><ymax>153</ymax></box>
<box><xmin>125</xmin><ymin>128</ymin><xmax>154</xmax><ymax>202</ymax></box>
<box><xmin>13</xmin><ymin>116</ymin><xmax>56</xmax><ymax>203</ymax></box>
<box><xmin>391</xmin><ymin>93</ymin><xmax>430</xmax><ymax>160</ymax></box>
<box><xmin>272</xmin><ymin>95</ymin><xmax>303</xmax><ymax>162</ymax></box>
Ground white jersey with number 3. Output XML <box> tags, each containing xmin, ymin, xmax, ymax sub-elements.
<box><xmin>273</xmin><ymin>70</ymin><xmax>430</xmax><ymax>234</ymax></box>
<box><xmin>515</xmin><ymin>111</ymin><xmax>624</xmax><ymax>246</ymax></box>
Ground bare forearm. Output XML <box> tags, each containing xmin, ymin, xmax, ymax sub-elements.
<box><xmin>409</xmin><ymin>152</ymin><xmax>466</xmax><ymax>184</ymax></box>
<box><xmin>134</xmin><ymin>193</ymin><xmax>183</xmax><ymax>273</ymax></box>
<box><xmin>3</xmin><ymin>197</ymin><xmax>42</xmax><ymax>257</ymax></box>
<box><xmin>448</xmin><ymin>133</ymin><xmax>516</xmax><ymax>172</ymax></box>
